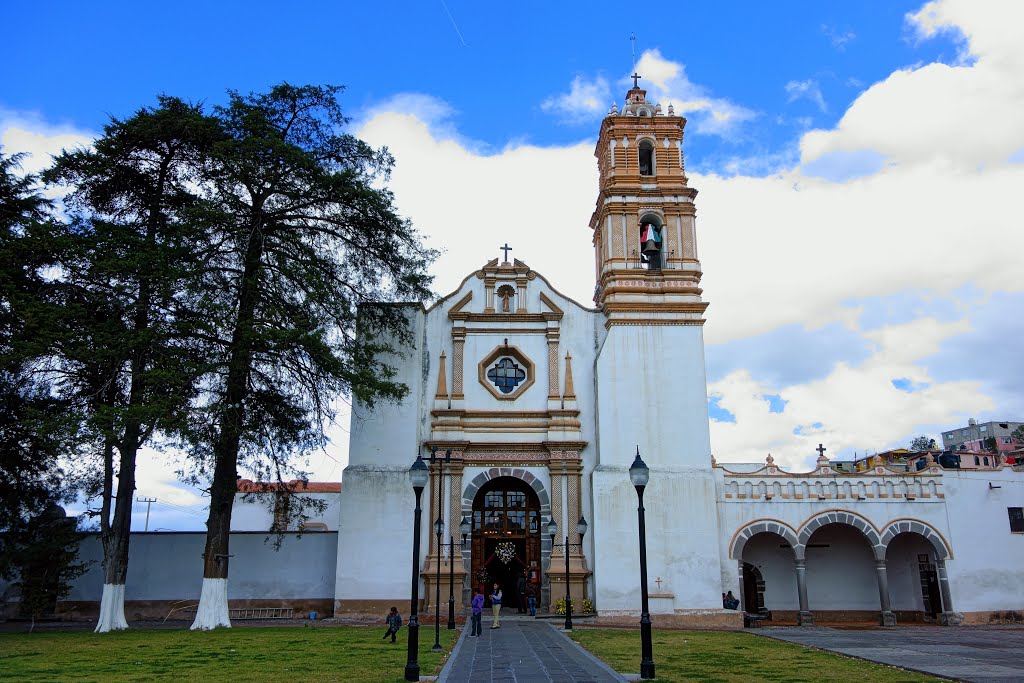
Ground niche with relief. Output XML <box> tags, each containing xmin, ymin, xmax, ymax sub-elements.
<box><xmin>496</xmin><ymin>284</ymin><xmax>516</xmax><ymax>313</ymax></box>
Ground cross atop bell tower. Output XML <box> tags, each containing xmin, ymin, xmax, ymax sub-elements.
<box><xmin>588</xmin><ymin>76</ymin><xmax>707</xmax><ymax>326</ymax></box>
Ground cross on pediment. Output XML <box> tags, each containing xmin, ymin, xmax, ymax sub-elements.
<box><xmin>816</xmin><ymin>443</ymin><xmax>827</xmax><ymax>458</ymax></box>
<box><xmin>631</xmin><ymin>72</ymin><xmax>641</xmax><ymax>89</ymax></box>
<box><xmin>500</xmin><ymin>243</ymin><xmax>512</xmax><ymax>262</ymax></box>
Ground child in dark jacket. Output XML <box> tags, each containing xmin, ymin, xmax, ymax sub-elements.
<box><xmin>383</xmin><ymin>606</ymin><xmax>402</xmax><ymax>643</ymax></box>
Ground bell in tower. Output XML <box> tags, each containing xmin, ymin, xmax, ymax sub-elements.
<box><xmin>640</xmin><ymin>220</ymin><xmax>662</xmax><ymax>270</ymax></box>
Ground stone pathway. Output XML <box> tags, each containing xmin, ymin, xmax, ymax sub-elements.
<box><xmin>759</xmin><ymin>625</ymin><xmax>1024</xmax><ymax>682</ymax></box>
<box><xmin>437</xmin><ymin>615</ymin><xmax>627</xmax><ymax>683</ymax></box>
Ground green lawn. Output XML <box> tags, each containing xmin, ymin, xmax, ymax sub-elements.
<box><xmin>0</xmin><ymin>625</ymin><xmax>458</xmax><ymax>682</ymax></box>
<box><xmin>0</xmin><ymin>624</ymin><xmax>945</xmax><ymax>683</ymax></box>
<box><xmin>569</xmin><ymin>629</ymin><xmax>941</xmax><ymax>683</ymax></box>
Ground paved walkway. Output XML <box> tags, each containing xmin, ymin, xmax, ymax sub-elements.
<box><xmin>437</xmin><ymin>615</ymin><xmax>627</xmax><ymax>683</ymax></box>
<box><xmin>760</xmin><ymin>625</ymin><xmax>1024</xmax><ymax>682</ymax></box>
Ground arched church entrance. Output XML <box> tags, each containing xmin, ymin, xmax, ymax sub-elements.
<box><xmin>471</xmin><ymin>477</ymin><xmax>543</xmax><ymax>611</ymax></box>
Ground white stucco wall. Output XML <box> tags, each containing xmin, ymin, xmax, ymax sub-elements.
<box><xmin>941</xmin><ymin>469</ymin><xmax>1024</xmax><ymax>615</ymax></box>
<box><xmin>63</xmin><ymin>532</ymin><xmax>338</xmax><ymax>602</ymax></box>
<box><xmin>231</xmin><ymin>492</ymin><xmax>340</xmax><ymax>531</ymax></box>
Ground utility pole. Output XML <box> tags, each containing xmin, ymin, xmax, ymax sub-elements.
<box><xmin>138</xmin><ymin>497</ymin><xmax>157</xmax><ymax>531</ymax></box>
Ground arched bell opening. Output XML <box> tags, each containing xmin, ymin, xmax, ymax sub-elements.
<box><xmin>638</xmin><ymin>139</ymin><xmax>655</xmax><ymax>176</ymax></box>
<box><xmin>639</xmin><ymin>213</ymin><xmax>664</xmax><ymax>271</ymax></box>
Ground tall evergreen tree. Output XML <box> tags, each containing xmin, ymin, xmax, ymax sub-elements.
<box><xmin>42</xmin><ymin>99</ymin><xmax>221</xmax><ymax>632</ymax></box>
<box><xmin>188</xmin><ymin>84</ymin><xmax>435</xmax><ymax>629</ymax></box>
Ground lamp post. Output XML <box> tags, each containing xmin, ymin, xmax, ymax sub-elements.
<box><xmin>447</xmin><ymin>516</ymin><xmax>471</xmax><ymax>629</ymax></box>
<box><xmin>429</xmin><ymin>448</ymin><xmax>449</xmax><ymax>653</ymax></box>
<box><xmin>432</xmin><ymin>515</ymin><xmax>444</xmax><ymax>652</ymax></box>
<box><xmin>630</xmin><ymin>446</ymin><xmax>655</xmax><ymax>680</ymax></box>
<box><xmin>405</xmin><ymin>456</ymin><xmax>429</xmax><ymax>682</ymax></box>
<box><xmin>547</xmin><ymin>515</ymin><xmax>588</xmax><ymax>631</ymax></box>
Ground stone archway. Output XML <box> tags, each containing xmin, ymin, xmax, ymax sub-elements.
<box><xmin>730</xmin><ymin>521</ymin><xmax>799</xmax><ymax>624</ymax></box>
<box><xmin>880</xmin><ymin>520</ymin><xmax>958</xmax><ymax>624</ymax></box>
<box><xmin>795</xmin><ymin>511</ymin><xmax>893</xmax><ymax>626</ymax></box>
<box><xmin>462</xmin><ymin>469</ymin><xmax>551</xmax><ymax>608</ymax></box>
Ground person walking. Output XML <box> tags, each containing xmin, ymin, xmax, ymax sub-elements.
<box><xmin>490</xmin><ymin>582</ymin><xmax>503</xmax><ymax>628</ymax></box>
<box><xmin>470</xmin><ymin>586</ymin><xmax>485</xmax><ymax>636</ymax></box>
<box><xmin>382</xmin><ymin>606</ymin><xmax>402</xmax><ymax>643</ymax></box>
<box><xmin>516</xmin><ymin>570</ymin><xmax>528</xmax><ymax>613</ymax></box>
<box><xmin>525</xmin><ymin>580</ymin><xmax>538</xmax><ymax>617</ymax></box>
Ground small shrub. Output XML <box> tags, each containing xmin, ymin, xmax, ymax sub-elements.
<box><xmin>552</xmin><ymin>597</ymin><xmax>594</xmax><ymax>614</ymax></box>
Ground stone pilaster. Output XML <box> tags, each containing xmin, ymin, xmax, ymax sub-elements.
<box><xmin>451</xmin><ymin>330</ymin><xmax>465</xmax><ymax>401</ymax></box>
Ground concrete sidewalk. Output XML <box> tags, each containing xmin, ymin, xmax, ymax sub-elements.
<box><xmin>437</xmin><ymin>615</ymin><xmax>628</xmax><ymax>683</ymax></box>
<box><xmin>759</xmin><ymin>624</ymin><xmax>1024</xmax><ymax>682</ymax></box>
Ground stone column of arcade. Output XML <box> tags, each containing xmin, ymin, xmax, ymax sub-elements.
<box><xmin>874</xmin><ymin>559</ymin><xmax>897</xmax><ymax>627</ymax></box>
<box><xmin>794</xmin><ymin>557</ymin><xmax>814</xmax><ymax>626</ymax></box>
<box><xmin>936</xmin><ymin>559</ymin><xmax>964</xmax><ymax>626</ymax></box>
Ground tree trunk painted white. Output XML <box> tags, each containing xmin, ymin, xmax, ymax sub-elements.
<box><xmin>190</xmin><ymin>578</ymin><xmax>231</xmax><ymax>630</ymax></box>
<box><xmin>94</xmin><ymin>583</ymin><xmax>129</xmax><ymax>633</ymax></box>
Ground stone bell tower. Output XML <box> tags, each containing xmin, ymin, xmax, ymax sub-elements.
<box><xmin>589</xmin><ymin>77</ymin><xmax>731</xmax><ymax>624</ymax></box>
<box><xmin>589</xmin><ymin>75</ymin><xmax>706</xmax><ymax>325</ymax></box>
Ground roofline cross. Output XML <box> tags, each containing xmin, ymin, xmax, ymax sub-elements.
<box><xmin>500</xmin><ymin>243</ymin><xmax>512</xmax><ymax>262</ymax></box>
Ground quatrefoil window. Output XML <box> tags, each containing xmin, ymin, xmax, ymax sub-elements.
<box><xmin>487</xmin><ymin>357</ymin><xmax>527</xmax><ymax>394</ymax></box>
<box><xmin>477</xmin><ymin>345</ymin><xmax>535</xmax><ymax>400</ymax></box>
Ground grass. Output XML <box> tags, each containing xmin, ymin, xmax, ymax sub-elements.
<box><xmin>0</xmin><ymin>624</ymin><xmax>458</xmax><ymax>682</ymax></box>
<box><xmin>568</xmin><ymin>629</ymin><xmax>942</xmax><ymax>682</ymax></box>
<box><xmin>0</xmin><ymin>624</ymin><xmax>946</xmax><ymax>682</ymax></box>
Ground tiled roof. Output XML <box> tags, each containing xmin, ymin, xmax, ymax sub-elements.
<box><xmin>236</xmin><ymin>478</ymin><xmax>341</xmax><ymax>493</ymax></box>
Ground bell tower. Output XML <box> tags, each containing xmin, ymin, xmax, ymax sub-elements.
<box><xmin>589</xmin><ymin>77</ymin><xmax>727</xmax><ymax>620</ymax></box>
<box><xmin>590</xmin><ymin>76</ymin><xmax>707</xmax><ymax>326</ymax></box>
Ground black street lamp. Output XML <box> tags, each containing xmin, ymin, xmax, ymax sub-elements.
<box><xmin>432</xmin><ymin>515</ymin><xmax>444</xmax><ymax>652</ymax></box>
<box><xmin>630</xmin><ymin>446</ymin><xmax>655</xmax><ymax>680</ymax></box>
<box><xmin>405</xmin><ymin>455</ymin><xmax>429</xmax><ymax>682</ymax></box>
<box><xmin>429</xmin><ymin>448</ymin><xmax>450</xmax><ymax>653</ymax></box>
<box><xmin>447</xmin><ymin>516</ymin><xmax>471</xmax><ymax>629</ymax></box>
<box><xmin>547</xmin><ymin>515</ymin><xmax>588</xmax><ymax>631</ymax></box>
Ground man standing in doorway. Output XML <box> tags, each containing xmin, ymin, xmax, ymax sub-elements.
<box><xmin>490</xmin><ymin>582</ymin><xmax>503</xmax><ymax>628</ymax></box>
<box><xmin>516</xmin><ymin>570</ymin><xmax>528</xmax><ymax>613</ymax></box>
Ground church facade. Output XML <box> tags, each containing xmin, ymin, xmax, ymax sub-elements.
<box><xmin>333</xmin><ymin>81</ymin><xmax>1024</xmax><ymax>627</ymax></box>
<box><xmin>10</xmin><ymin>81</ymin><xmax>1022</xmax><ymax>627</ymax></box>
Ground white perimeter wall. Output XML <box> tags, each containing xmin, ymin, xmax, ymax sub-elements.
<box><xmin>60</xmin><ymin>532</ymin><xmax>338</xmax><ymax>602</ymax></box>
<box><xmin>231</xmin><ymin>492</ymin><xmax>340</xmax><ymax>532</ymax></box>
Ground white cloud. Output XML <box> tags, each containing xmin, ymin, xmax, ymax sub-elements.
<box><xmin>801</xmin><ymin>1</ymin><xmax>1024</xmax><ymax>168</ymax></box>
<box><xmin>631</xmin><ymin>50</ymin><xmax>756</xmax><ymax>138</ymax></box>
<box><xmin>785</xmin><ymin>79</ymin><xmax>827</xmax><ymax>112</ymax></box>
<box><xmin>0</xmin><ymin>111</ymin><xmax>94</xmax><ymax>175</ymax></box>
<box><xmin>822</xmin><ymin>24</ymin><xmax>856</xmax><ymax>50</ymax></box>
<box><xmin>709</xmin><ymin>316</ymin><xmax>992</xmax><ymax>469</ymax></box>
<box><xmin>541</xmin><ymin>75</ymin><xmax>612</xmax><ymax>124</ymax></box>
<box><xmin>356</xmin><ymin>107</ymin><xmax>597</xmax><ymax>305</ymax></box>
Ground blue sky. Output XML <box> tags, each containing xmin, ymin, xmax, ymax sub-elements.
<box><xmin>4</xmin><ymin>1</ymin><xmax>1023</xmax><ymax>529</ymax></box>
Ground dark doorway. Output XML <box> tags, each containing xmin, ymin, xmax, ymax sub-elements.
<box><xmin>471</xmin><ymin>477</ymin><xmax>542</xmax><ymax>609</ymax></box>
<box><xmin>742</xmin><ymin>562</ymin><xmax>766</xmax><ymax>614</ymax></box>
<box><xmin>918</xmin><ymin>554</ymin><xmax>943</xmax><ymax>618</ymax></box>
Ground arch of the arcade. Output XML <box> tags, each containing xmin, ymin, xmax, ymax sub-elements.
<box><xmin>729</xmin><ymin>510</ymin><xmax>957</xmax><ymax>626</ymax></box>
